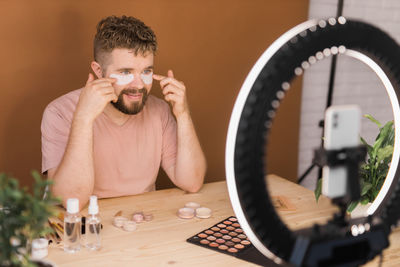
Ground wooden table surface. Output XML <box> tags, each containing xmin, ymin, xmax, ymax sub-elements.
<box><xmin>46</xmin><ymin>175</ymin><xmax>400</xmax><ymax>266</ymax></box>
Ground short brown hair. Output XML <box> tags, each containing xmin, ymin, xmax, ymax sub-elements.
<box><xmin>94</xmin><ymin>15</ymin><xmax>157</xmax><ymax>67</ymax></box>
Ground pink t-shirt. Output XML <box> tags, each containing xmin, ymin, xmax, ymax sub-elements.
<box><xmin>41</xmin><ymin>89</ymin><xmax>177</xmax><ymax>198</ymax></box>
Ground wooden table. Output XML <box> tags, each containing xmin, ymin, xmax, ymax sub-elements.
<box><xmin>46</xmin><ymin>175</ymin><xmax>400</xmax><ymax>266</ymax></box>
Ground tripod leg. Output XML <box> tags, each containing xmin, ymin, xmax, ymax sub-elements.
<box><xmin>298</xmin><ymin>163</ymin><xmax>317</xmax><ymax>184</ymax></box>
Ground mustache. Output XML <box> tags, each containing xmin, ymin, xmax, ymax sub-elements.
<box><xmin>121</xmin><ymin>88</ymin><xmax>147</xmax><ymax>95</ymax></box>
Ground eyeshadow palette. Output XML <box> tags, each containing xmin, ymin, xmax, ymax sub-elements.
<box><xmin>187</xmin><ymin>216</ymin><xmax>275</xmax><ymax>266</ymax></box>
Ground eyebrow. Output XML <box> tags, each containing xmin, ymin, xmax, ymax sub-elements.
<box><xmin>116</xmin><ymin>65</ymin><xmax>154</xmax><ymax>72</ymax></box>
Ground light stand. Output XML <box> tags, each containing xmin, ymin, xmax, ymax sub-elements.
<box><xmin>225</xmin><ymin>17</ymin><xmax>400</xmax><ymax>266</ymax></box>
<box><xmin>297</xmin><ymin>0</ymin><xmax>344</xmax><ymax>185</ymax></box>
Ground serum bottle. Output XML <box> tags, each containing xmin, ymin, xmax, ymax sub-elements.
<box><xmin>86</xmin><ymin>195</ymin><xmax>101</xmax><ymax>250</ymax></box>
<box><xmin>64</xmin><ymin>198</ymin><xmax>81</xmax><ymax>253</ymax></box>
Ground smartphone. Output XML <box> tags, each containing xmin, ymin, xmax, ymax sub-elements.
<box><xmin>322</xmin><ymin>105</ymin><xmax>361</xmax><ymax>199</ymax></box>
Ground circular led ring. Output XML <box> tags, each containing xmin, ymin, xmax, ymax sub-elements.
<box><xmin>225</xmin><ymin>17</ymin><xmax>400</xmax><ymax>264</ymax></box>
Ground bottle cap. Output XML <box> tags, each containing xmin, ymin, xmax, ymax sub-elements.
<box><xmin>31</xmin><ymin>238</ymin><xmax>48</xmax><ymax>260</ymax></box>
<box><xmin>88</xmin><ymin>195</ymin><xmax>99</xmax><ymax>215</ymax></box>
<box><xmin>89</xmin><ymin>195</ymin><xmax>98</xmax><ymax>206</ymax></box>
<box><xmin>66</xmin><ymin>198</ymin><xmax>79</xmax><ymax>214</ymax></box>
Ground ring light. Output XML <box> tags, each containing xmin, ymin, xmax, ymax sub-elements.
<box><xmin>225</xmin><ymin>17</ymin><xmax>400</xmax><ymax>266</ymax></box>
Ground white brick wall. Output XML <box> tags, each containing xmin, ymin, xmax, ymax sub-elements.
<box><xmin>298</xmin><ymin>0</ymin><xmax>398</xmax><ymax>190</ymax></box>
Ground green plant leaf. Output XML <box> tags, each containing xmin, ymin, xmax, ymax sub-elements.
<box><xmin>376</xmin><ymin>145</ymin><xmax>393</xmax><ymax>165</ymax></box>
<box><xmin>364</xmin><ymin>114</ymin><xmax>382</xmax><ymax>128</ymax></box>
<box><xmin>360</xmin><ymin>136</ymin><xmax>373</xmax><ymax>157</ymax></box>
<box><xmin>361</xmin><ymin>182</ymin><xmax>372</xmax><ymax>196</ymax></box>
<box><xmin>347</xmin><ymin>201</ymin><xmax>359</xmax><ymax>212</ymax></box>
<box><xmin>370</xmin><ymin>121</ymin><xmax>394</xmax><ymax>168</ymax></box>
<box><xmin>372</xmin><ymin>133</ymin><xmax>385</xmax><ymax>158</ymax></box>
<box><xmin>361</xmin><ymin>196</ymin><xmax>370</xmax><ymax>205</ymax></box>
<box><xmin>314</xmin><ymin>178</ymin><xmax>322</xmax><ymax>202</ymax></box>
<box><xmin>386</xmin><ymin>124</ymin><xmax>395</xmax><ymax>146</ymax></box>
<box><xmin>376</xmin><ymin>121</ymin><xmax>394</xmax><ymax>145</ymax></box>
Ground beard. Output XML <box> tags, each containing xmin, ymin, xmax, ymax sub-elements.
<box><xmin>111</xmin><ymin>88</ymin><xmax>149</xmax><ymax>115</ymax></box>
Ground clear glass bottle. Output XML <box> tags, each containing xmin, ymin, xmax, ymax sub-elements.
<box><xmin>86</xmin><ymin>195</ymin><xmax>101</xmax><ymax>250</ymax></box>
<box><xmin>64</xmin><ymin>198</ymin><xmax>81</xmax><ymax>253</ymax></box>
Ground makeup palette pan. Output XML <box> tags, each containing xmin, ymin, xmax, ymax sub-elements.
<box><xmin>187</xmin><ymin>216</ymin><xmax>271</xmax><ymax>266</ymax></box>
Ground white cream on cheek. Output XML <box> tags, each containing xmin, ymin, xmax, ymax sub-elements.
<box><xmin>110</xmin><ymin>72</ymin><xmax>152</xmax><ymax>85</ymax></box>
<box><xmin>109</xmin><ymin>74</ymin><xmax>134</xmax><ymax>85</ymax></box>
<box><xmin>140</xmin><ymin>72</ymin><xmax>153</xmax><ymax>84</ymax></box>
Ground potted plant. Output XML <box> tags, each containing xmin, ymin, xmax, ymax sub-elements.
<box><xmin>0</xmin><ymin>171</ymin><xmax>60</xmax><ymax>267</ymax></box>
<box><xmin>315</xmin><ymin>114</ymin><xmax>394</xmax><ymax>213</ymax></box>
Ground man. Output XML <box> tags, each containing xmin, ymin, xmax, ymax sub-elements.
<box><xmin>41</xmin><ymin>15</ymin><xmax>206</xmax><ymax>209</ymax></box>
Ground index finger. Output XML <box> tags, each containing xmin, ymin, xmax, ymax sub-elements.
<box><xmin>91</xmin><ymin>77</ymin><xmax>117</xmax><ymax>84</ymax></box>
<box><xmin>152</xmin><ymin>74</ymin><xmax>167</xmax><ymax>81</ymax></box>
<box><xmin>104</xmin><ymin>77</ymin><xmax>117</xmax><ymax>83</ymax></box>
<box><xmin>91</xmin><ymin>78</ymin><xmax>117</xmax><ymax>86</ymax></box>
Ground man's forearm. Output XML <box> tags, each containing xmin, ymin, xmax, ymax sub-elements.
<box><xmin>174</xmin><ymin>113</ymin><xmax>206</xmax><ymax>192</ymax></box>
<box><xmin>50</xmin><ymin>115</ymin><xmax>95</xmax><ymax>210</ymax></box>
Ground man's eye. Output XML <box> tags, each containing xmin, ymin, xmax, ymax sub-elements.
<box><xmin>142</xmin><ymin>69</ymin><xmax>153</xmax><ymax>75</ymax></box>
<box><xmin>121</xmin><ymin>70</ymin><xmax>131</xmax><ymax>75</ymax></box>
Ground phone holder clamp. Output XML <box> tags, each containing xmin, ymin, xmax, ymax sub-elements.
<box><xmin>313</xmin><ymin>145</ymin><xmax>367</xmax><ymax>203</ymax></box>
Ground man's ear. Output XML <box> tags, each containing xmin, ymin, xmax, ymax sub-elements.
<box><xmin>91</xmin><ymin>61</ymin><xmax>103</xmax><ymax>79</ymax></box>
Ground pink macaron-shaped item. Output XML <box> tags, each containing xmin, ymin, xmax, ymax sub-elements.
<box><xmin>144</xmin><ymin>213</ymin><xmax>153</xmax><ymax>221</ymax></box>
<box><xmin>132</xmin><ymin>212</ymin><xmax>144</xmax><ymax>223</ymax></box>
<box><xmin>177</xmin><ymin>207</ymin><xmax>195</xmax><ymax>219</ymax></box>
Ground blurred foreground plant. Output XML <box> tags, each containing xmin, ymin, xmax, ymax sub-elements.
<box><xmin>0</xmin><ymin>171</ymin><xmax>60</xmax><ymax>267</ymax></box>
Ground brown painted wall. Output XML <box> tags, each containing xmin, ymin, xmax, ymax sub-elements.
<box><xmin>0</xmin><ymin>0</ymin><xmax>309</xmax><ymax>189</ymax></box>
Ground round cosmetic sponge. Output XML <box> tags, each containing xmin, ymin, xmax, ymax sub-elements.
<box><xmin>196</xmin><ymin>207</ymin><xmax>212</xmax><ymax>219</ymax></box>
<box><xmin>185</xmin><ymin>202</ymin><xmax>201</xmax><ymax>209</ymax></box>
<box><xmin>177</xmin><ymin>207</ymin><xmax>195</xmax><ymax>219</ymax></box>
<box><xmin>123</xmin><ymin>220</ymin><xmax>137</xmax><ymax>232</ymax></box>
<box><xmin>113</xmin><ymin>216</ymin><xmax>128</xmax><ymax>228</ymax></box>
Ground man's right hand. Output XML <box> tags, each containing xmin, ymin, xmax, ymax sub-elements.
<box><xmin>75</xmin><ymin>73</ymin><xmax>118</xmax><ymax>122</ymax></box>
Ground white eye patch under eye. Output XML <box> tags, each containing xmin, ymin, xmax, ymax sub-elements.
<box><xmin>110</xmin><ymin>74</ymin><xmax>134</xmax><ymax>85</ymax></box>
<box><xmin>140</xmin><ymin>72</ymin><xmax>153</xmax><ymax>84</ymax></box>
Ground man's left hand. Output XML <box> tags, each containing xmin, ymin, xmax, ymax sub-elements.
<box><xmin>153</xmin><ymin>70</ymin><xmax>189</xmax><ymax>118</ymax></box>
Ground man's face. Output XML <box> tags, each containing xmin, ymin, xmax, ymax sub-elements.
<box><xmin>102</xmin><ymin>48</ymin><xmax>154</xmax><ymax>115</ymax></box>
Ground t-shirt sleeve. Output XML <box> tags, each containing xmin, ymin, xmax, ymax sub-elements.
<box><xmin>160</xmin><ymin>104</ymin><xmax>177</xmax><ymax>173</ymax></box>
<box><xmin>41</xmin><ymin>104</ymin><xmax>71</xmax><ymax>174</ymax></box>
